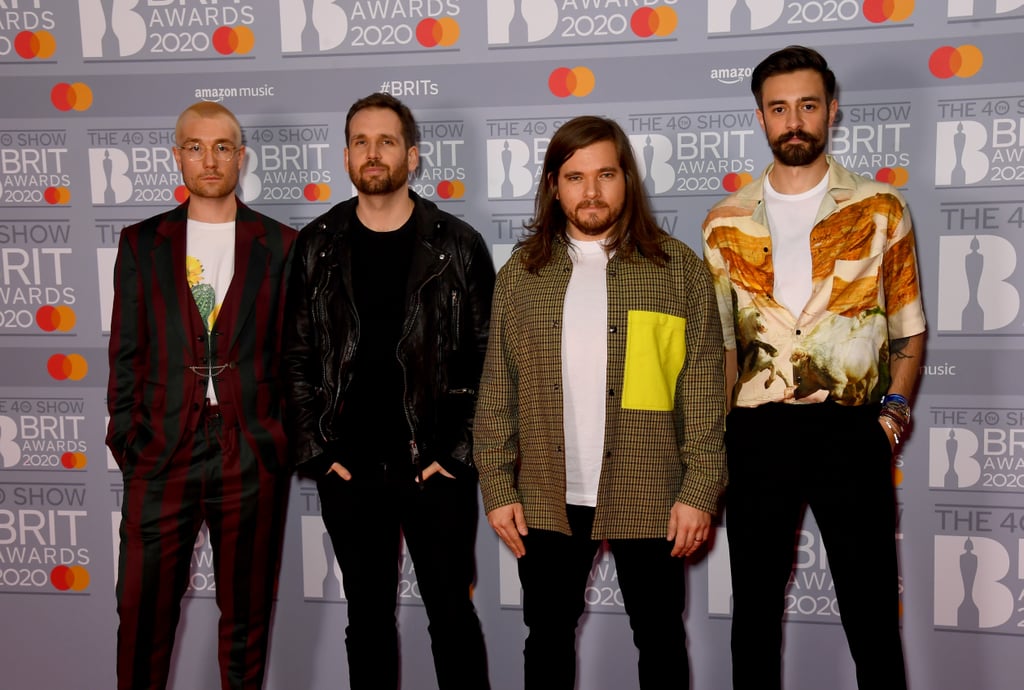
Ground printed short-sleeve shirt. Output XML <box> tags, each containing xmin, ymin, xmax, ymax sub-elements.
<box><xmin>702</xmin><ymin>156</ymin><xmax>927</xmax><ymax>408</ymax></box>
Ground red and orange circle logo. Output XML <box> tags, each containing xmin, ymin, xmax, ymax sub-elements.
<box><xmin>876</xmin><ymin>167</ymin><xmax>909</xmax><ymax>187</ymax></box>
<box><xmin>61</xmin><ymin>452</ymin><xmax>88</xmax><ymax>470</ymax></box>
<box><xmin>15</xmin><ymin>30</ymin><xmax>56</xmax><ymax>59</ymax></box>
<box><xmin>437</xmin><ymin>180</ymin><xmax>465</xmax><ymax>199</ymax></box>
<box><xmin>36</xmin><ymin>306</ymin><xmax>76</xmax><ymax>333</ymax></box>
<box><xmin>51</xmin><ymin>83</ymin><xmax>93</xmax><ymax>112</ymax></box>
<box><xmin>722</xmin><ymin>172</ymin><xmax>754</xmax><ymax>193</ymax></box>
<box><xmin>174</xmin><ymin>186</ymin><xmax>191</xmax><ymax>203</ymax></box>
<box><xmin>47</xmin><ymin>353</ymin><xmax>88</xmax><ymax>381</ymax></box>
<box><xmin>212</xmin><ymin>26</ymin><xmax>255</xmax><ymax>55</ymax></box>
<box><xmin>631</xmin><ymin>7</ymin><xmax>677</xmax><ymax>37</ymax></box>
<box><xmin>863</xmin><ymin>0</ymin><xmax>914</xmax><ymax>23</ymax></box>
<box><xmin>303</xmin><ymin>183</ymin><xmax>331</xmax><ymax>201</ymax></box>
<box><xmin>549</xmin><ymin>67</ymin><xmax>595</xmax><ymax>98</ymax></box>
<box><xmin>44</xmin><ymin>186</ymin><xmax>71</xmax><ymax>204</ymax></box>
<box><xmin>51</xmin><ymin>565</ymin><xmax>90</xmax><ymax>592</ymax></box>
<box><xmin>929</xmin><ymin>45</ymin><xmax>983</xmax><ymax>79</ymax></box>
<box><xmin>417</xmin><ymin>18</ymin><xmax>460</xmax><ymax>47</ymax></box>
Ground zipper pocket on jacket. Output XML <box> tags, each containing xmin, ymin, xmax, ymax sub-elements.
<box><xmin>451</xmin><ymin>288</ymin><xmax>461</xmax><ymax>351</ymax></box>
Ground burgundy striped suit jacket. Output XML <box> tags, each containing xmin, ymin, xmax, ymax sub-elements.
<box><xmin>106</xmin><ymin>198</ymin><xmax>297</xmax><ymax>475</ymax></box>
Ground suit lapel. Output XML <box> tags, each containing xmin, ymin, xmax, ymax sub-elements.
<box><xmin>219</xmin><ymin>202</ymin><xmax>269</xmax><ymax>352</ymax></box>
<box><xmin>154</xmin><ymin>203</ymin><xmax>204</xmax><ymax>347</ymax></box>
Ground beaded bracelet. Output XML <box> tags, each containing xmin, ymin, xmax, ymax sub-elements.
<box><xmin>879</xmin><ymin>416</ymin><xmax>901</xmax><ymax>445</ymax></box>
<box><xmin>880</xmin><ymin>393</ymin><xmax>911</xmax><ymax>428</ymax></box>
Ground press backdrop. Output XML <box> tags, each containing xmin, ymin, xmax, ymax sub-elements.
<box><xmin>1</xmin><ymin>1</ymin><xmax>1024</xmax><ymax>689</ymax></box>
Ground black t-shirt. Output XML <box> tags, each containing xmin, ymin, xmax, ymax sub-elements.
<box><xmin>335</xmin><ymin>215</ymin><xmax>416</xmax><ymax>465</ymax></box>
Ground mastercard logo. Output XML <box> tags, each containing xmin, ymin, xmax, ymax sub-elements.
<box><xmin>416</xmin><ymin>18</ymin><xmax>460</xmax><ymax>47</ymax></box>
<box><xmin>437</xmin><ymin>180</ymin><xmax>465</xmax><ymax>199</ymax></box>
<box><xmin>863</xmin><ymin>0</ymin><xmax>914</xmax><ymax>23</ymax></box>
<box><xmin>549</xmin><ymin>66</ymin><xmax>595</xmax><ymax>98</ymax></box>
<box><xmin>876</xmin><ymin>167</ymin><xmax>909</xmax><ymax>186</ymax></box>
<box><xmin>44</xmin><ymin>186</ymin><xmax>71</xmax><ymax>205</ymax></box>
<box><xmin>36</xmin><ymin>306</ymin><xmax>76</xmax><ymax>333</ymax></box>
<box><xmin>61</xmin><ymin>452</ymin><xmax>88</xmax><ymax>470</ymax></box>
<box><xmin>51</xmin><ymin>83</ymin><xmax>93</xmax><ymax>112</ymax></box>
<box><xmin>15</xmin><ymin>30</ymin><xmax>56</xmax><ymax>59</ymax></box>
<box><xmin>631</xmin><ymin>7</ymin><xmax>677</xmax><ymax>37</ymax></box>
<box><xmin>51</xmin><ymin>565</ymin><xmax>90</xmax><ymax>592</ymax></box>
<box><xmin>174</xmin><ymin>186</ymin><xmax>190</xmax><ymax>203</ymax></box>
<box><xmin>929</xmin><ymin>45</ymin><xmax>983</xmax><ymax>79</ymax></box>
<box><xmin>303</xmin><ymin>183</ymin><xmax>331</xmax><ymax>201</ymax></box>
<box><xmin>212</xmin><ymin>26</ymin><xmax>255</xmax><ymax>55</ymax></box>
<box><xmin>722</xmin><ymin>172</ymin><xmax>754</xmax><ymax>193</ymax></box>
<box><xmin>47</xmin><ymin>353</ymin><xmax>88</xmax><ymax>381</ymax></box>
<box><xmin>893</xmin><ymin>465</ymin><xmax>904</xmax><ymax>488</ymax></box>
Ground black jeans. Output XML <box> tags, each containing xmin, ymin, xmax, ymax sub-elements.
<box><xmin>725</xmin><ymin>402</ymin><xmax>907</xmax><ymax>690</ymax></box>
<box><xmin>317</xmin><ymin>461</ymin><xmax>490</xmax><ymax>690</ymax></box>
<box><xmin>517</xmin><ymin>504</ymin><xmax>689</xmax><ymax>689</ymax></box>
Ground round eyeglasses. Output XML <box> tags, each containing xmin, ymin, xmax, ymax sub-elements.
<box><xmin>176</xmin><ymin>142</ymin><xmax>239</xmax><ymax>162</ymax></box>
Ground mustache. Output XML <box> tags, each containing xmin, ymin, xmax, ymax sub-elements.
<box><xmin>774</xmin><ymin>130</ymin><xmax>817</xmax><ymax>146</ymax></box>
<box><xmin>576</xmin><ymin>200</ymin><xmax>608</xmax><ymax>210</ymax></box>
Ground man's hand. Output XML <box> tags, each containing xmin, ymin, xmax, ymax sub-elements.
<box><xmin>667</xmin><ymin>502</ymin><xmax>712</xmax><ymax>558</ymax></box>
<box><xmin>417</xmin><ymin>461</ymin><xmax>456</xmax><ymax>482</ymax></box>
<box><xmin>327</xmin><ymin>462</ymin><xmax>351</xmax><ymax>480</ymax></box>
<box><xmin>488</xmin><ymin>503</ymin><xmax>528</xmax><ymax>558</ymax></box>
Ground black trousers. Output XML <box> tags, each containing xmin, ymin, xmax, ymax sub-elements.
<box><xmin>725</xmin><ymin>402</ymin><xmax>907</xmax><ymax>690</ymax></box>
<box><xmin>317</xmin><ymin>461</ymin><xmax>490</xmax><ymax>690</ymax></box>
<box><xmin>517</xmin><ymin>504</ymin><xmax>689</xmax><ymax>690</ymax></box>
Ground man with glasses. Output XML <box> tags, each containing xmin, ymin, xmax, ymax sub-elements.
<box><xmin>106</xmin><ymin>101</ymin><xmax>297</xmax><ymax>690</ymax></box>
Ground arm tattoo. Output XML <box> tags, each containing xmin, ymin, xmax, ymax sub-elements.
<box><xmin>890</xmin><ymin>337</ymin><xmax>912</xmax><ymax>361</ymax></box>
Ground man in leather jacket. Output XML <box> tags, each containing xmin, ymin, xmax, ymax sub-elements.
<box><xmin>282</xmin><ymin>93</ymin><xmax>494</xmax><ymax>690</ymax></box>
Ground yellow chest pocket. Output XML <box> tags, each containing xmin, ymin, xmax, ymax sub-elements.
<box><xmin>622</xmin><ymin>310</ymin><xmax>686</xmax><ymax>411</ymax></box>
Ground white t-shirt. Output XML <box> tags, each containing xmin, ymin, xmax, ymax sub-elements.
<box><xmin>562</xmin><ymin>237</ymin><xmax>610</xmax><ymax>507</ymax></box>
<box><xmin>186</xmin><ymin>219</ymin><xmax>234</xmax><ymax>402</ymax></box>
<box><xmin>764</xmin><ymin>171</ymin><xmax>829</xmax><ymax>318</ymax></box>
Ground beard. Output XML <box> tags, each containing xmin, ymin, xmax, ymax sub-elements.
<box><xmin>566</xmin><ymin>200</ymin><xmax>624</xmax><ymax>238</ymax></box>
<box><xmin>349</xmin><ymin>159</ymin><xmax>408</xmax><ymax>195</ymax></box>
<box><xmin>769</xmin><ymin>128</ymin><xmax>827</xmax><ymax>167</ymax></box>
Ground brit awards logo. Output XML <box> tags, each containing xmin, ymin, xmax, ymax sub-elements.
<box><xmin>240</xmin><ymin>123</ymin><xmax>336</xmax><ymax>205</ymax></box>
<box><xmin>0</xmin><ymin>229</ymin><xmax>76</xmax><ymax>335</ymax></box>
<box><xmin>78</xmin><ymin>0</ymin><xmax>257</xmax><ymax>60</ymax></box>
<box><xmin>413</xmin><ymin>118</ymin><xmax>467</xmax><ymax>202</ymax></box>
<box><xmin>86</xmin><ymin>126</ymin><xmax>184</xmax><ymax>207</ymax></box>
<box><xmin>0</xmin><ymin>0</ymin><xmax>57</xmax><ymax>63</ymax></box>
<box><xmin>934</xmin><ymin>95</ymin><xmax>1023</xmax><ymax>189</ymax></box>
<box><xmin>937</xmin><ymin>221</ymin><xmax>1022</xmax><ymax>334</ymax></box>
<box><xmin>831</xmin><ymin>101</ymin><xmax>911</xmax><ymax>186</ymax></box>
<box><xmin>707</xmin><ymin>0</ymin><xmax>913</xmax><ymax>34</ymax></box>
<box><xmin>0</xmin><ymin>481</ymin><xmax>90</xmax><ymax>594</ymax></box>
<box><xmin>487</xmin><ymin>0</ymin><xmax>678</xmax><ymax>47</ymax></box>
<box><xmin>934</xmin><ymin>507</ymin><xmax>1024</xmax><ymax>635</ymax></box>
<box><xmin>0</xmin><ymin>128</ymin><xmax>72</xmax><ymax>207</ymax></box>
<box><xmin>625</xmin><ymin>108</ymin><xmax>760</xmax><ymax>198</ymax></box>
<box><xmin>486</xmin><ymin>114</ymin><xmax>564</xmax><ymax>204</ymax></box>
<box><xmin>279</xmin><ymin>0</ymin><xmax>462</xmax><ymax>55</ymax></box>
<box><xmin>947</xmin><ymin>0</ymin><xmax>1024</xmax><ymax>19</ymax></box>
<box><xmin>928</xmin><ymin>405</ymin><xmax>1024</xmax><ymax>492</ymax></box>
<box><xmin>0</xmin><ymin>398</ymin><xmax>88</xmax><ymax>470</ymax></box>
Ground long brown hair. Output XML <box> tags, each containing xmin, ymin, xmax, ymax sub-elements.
<box><xmin>518</xmin><ymin>115</ymin><xmax>668</xmax><ymax>273</ymax></box>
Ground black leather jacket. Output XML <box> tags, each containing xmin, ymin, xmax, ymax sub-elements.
<box><xmin>282</xmin><ymin>191</ymin><xmax>495</xmax><ymax>478</ymax></box>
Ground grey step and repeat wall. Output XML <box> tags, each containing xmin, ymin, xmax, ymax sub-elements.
<box><xmin>1</xmin><ymin>1</ymin><xmax>1023</xmax><ymax>689</ymax></box>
